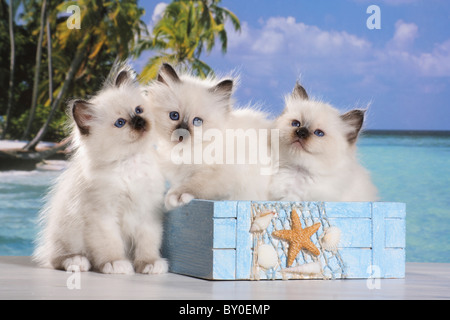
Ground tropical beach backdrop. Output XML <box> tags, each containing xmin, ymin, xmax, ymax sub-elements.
<box><xmin>0</xmin><ymin>1</ymin><xmax>449</xmax><ymax>262</ymax></box>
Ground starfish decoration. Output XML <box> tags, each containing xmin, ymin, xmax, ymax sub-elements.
<box><xmin>272</xmin><ymin>208</ymin><xmax>321</xmax><ymax>267</ymax></box>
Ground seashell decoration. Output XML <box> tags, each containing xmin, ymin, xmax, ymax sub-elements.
<box><xmin>257</xmin><ymin>244</ymin><xmax>279</xmax><ymax>269</ymax></box>
<box><xmin>282</xmin><ymin>261</ymin><xmax>322</xmax><ymax>277</ymax></box>
<box><xmin>319</xmin><ymin>226</ymin><xmax>341</xmax><ymax>253</ymax></box>
<box><xmin>249</xmin><ymin>209</ymin><xmax>277</xmax><ymax>233</ymax></box>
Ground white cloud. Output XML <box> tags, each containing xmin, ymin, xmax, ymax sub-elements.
<box><xmin>222</xmin><ymin>16</ymin><xmax>450</xmax><ymax>81</ymax></box>
<box><xmin>389</xmin><ymin>20</ymin><xmax>419</xmax><ymax>49</ymax></box>
<box><xmin>249</xmin><ymin>16</ymin><xmax>371</xmax><ymax>56</ymax></box>
<box><xmin>152</xmin><ymin>2</ymin><xmax>167</xmax><ymax>24</ymax></box>
<box><xmin>414</xmin><ymin>40</ymin><xmax>450</xmax><ymax>77</ymax></box>
<box><xmin>227</xmin><ymin>20</ymin><xmax>251</xmax><ymax>49</ymax></box>
<box><xmin>382</xmin><ymin>20</ymin><xmax>450</xmax><ymax>77</ymax></box>
<box><xmin>222</xmin><ymin>16</ymin><xmax>372</xmax><ymax>81</ymax></box>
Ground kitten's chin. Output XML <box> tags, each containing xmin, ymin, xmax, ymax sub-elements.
<box><xmin>130</xmin><ymin>130</ymin><xmax>150</xmax><ymax>143</ymax></box>
<box><xmin>291</xmin><ymin>139</ymin><xmax>310</xmax><ymax>153</ymax></box>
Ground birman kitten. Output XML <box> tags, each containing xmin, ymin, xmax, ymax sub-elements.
<box><xmin>33</xmin><ymin>63</ymin><xmax>168</xmax><ymax>274</ymax></box>
<box><xmin>269</xmin><ymin>83</ymin><xmax>378</xmax><ymax>201</ymax></box>
<box><xmin>147</xmin><ymin>63</ymin><xmax>272</xmax><ymax>210</ymax></box>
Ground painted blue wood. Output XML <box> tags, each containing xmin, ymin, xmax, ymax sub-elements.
<box><xmin>213</xmin><ymin>218</ymin><xmax>236</xmax><ymax>249</ymax></box>
<box><xmin>161</xmin><ymin>200</ymin><xmax>215</xmax><ymax>279</ymax></box>
<box><xmin>236</xmin><ymin>201</ymin><xmax>253</xmax><ymax>279</ymax></box>
<box><xmin>162</xmin><ymin>200</ymin><xmax>406</xmax><ymax>280</ymax></box>
<box><xmin>339</xmin><ymin>248</ymin><xmax>372</xmax><ymax>278</ymax></box>
<box><xmin>327</xmin><ymin>218</ymin><xmax>372</xmax><ymax>248</ymax></box>
<box><xmin>213</xmin><ymin>249</ymin><xmax>236</xmax><ymax>279</ymax></box>
<box><xmin>213</xmin><ymin>201</ymin><xmax>238</xmax><ymax>218</ymax></box>
<box><xmin>372</xmin><ymin>202</ymin><xmax>406</xmax><ymax>278</ymax></box>
<box><xmin>385</xmin><ymin>219</ymin><xmax>406</xmax><ymax>248</ymax></box>
<box><xmin>325</xmin><ymin>202</ymin><xmax>372</xmax><ymax>217</ymax></box>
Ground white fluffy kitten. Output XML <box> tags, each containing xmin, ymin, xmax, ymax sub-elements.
<box><xmin>33</xmin><ymin>64</ymin><xmax>167</xmax><ymax>274</ymax></box>
<box><xmin>147</xmin><ymin>63</ymin><xmax>272</xmax><ymax>209</ymax></box>
<box><xmin>269</xmin><ymin>83</ymin><xmax>378</xmax><ymax>202</ymax></box>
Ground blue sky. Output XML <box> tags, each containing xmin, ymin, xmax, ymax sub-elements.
<box><xmin>137</xmin><ymin>0</ymin><xmax>450</xmax><ymax>131</ymax></box>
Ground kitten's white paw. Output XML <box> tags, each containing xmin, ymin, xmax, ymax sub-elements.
<box><xmin>101</xmin><ymin>260</ymin><xmax>134</xmax><ymax>274</ymax></box>
<box><xmin>62</xmin><ymin>255</ymin><xmax>91</xmax><ymax>272</ymax></box>
<box><xmin>140</xmin><ymin>259</ymin><xmax>169</xmax><ymax>275</ymax></box>
<box><xmin>180</xmin><ymin>193</ymin><xmax>195</xmax><ymax>204</ymax></box>
<box><xmin>165</xmin><ymin>192</ymin><xmax>195</xmax><ymax>210</ymax></box>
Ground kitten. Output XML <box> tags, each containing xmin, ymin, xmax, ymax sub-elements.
<box><xmin>147</xmin><ymin>63</ymin><xmax>272</xmax><ymax>210</ymax></box>
<box><xmin>33</xmin><ymin>63</ymin><xmax>168</xmax><ymax>274</ymax></box>
<box><xmin>269</xmin><ymin>83</ymin><xmax>378</xmax><ymax>202</ymax></box>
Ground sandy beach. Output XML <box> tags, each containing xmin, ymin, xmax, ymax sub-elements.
<box><xmin>0</xmin><ymin>140</ymin><xmax>56</xmax><ymax>151</ymax></box>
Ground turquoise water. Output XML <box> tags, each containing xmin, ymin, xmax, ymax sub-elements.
<box><xmin>0</xmin><ymin>133</ymin><xmax>449</xmax><ymax>262</ymax></box>
<box><xmin>0</xmin><ymin>170</ymin><xmax>56</xmax><ymax>255</ymax></box>
<box><xmin>358</xmin><ymin>132</ymin><xmax>450</xmax><ymax>263</ymax></box>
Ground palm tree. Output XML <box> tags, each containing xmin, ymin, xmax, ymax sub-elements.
<box><xmin>23</xmin><ymin>0</ymin><xmax>147</xmax><ymax>150</ymax></box>
<box><xmin>22</xmin><ymin>0</ymin><xmax>47</xmax><ymax>140</ymax></box>
<box><xmin>1</xmin><ymin>0</ymin><xmax>17</xmax><ymax>140</ymax></box>
<box><xmin>138</xmin><ymin>0</ymin><xmax>240</xmax><ymax>82</ymax></box>
<box><xmin>22</xmin><ymin>1</ymin><xmax>53</xmax><ymax>150</ymax></box>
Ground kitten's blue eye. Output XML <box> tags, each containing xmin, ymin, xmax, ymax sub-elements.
<box><xmin>291</xmin><ymin>120</ymin><xmax>301</xmax><ymax>127</ymax></box>
<box><xmin>114</xmin><ymin>118</ymin><xmax>126</xmax><ymax>128</ymax></box>
<box><xmin>135</xmin><ymin>106</ymin><xmax>143</xmax><ymax>114</ymax></box>
<box><xmin>193</xmin><ymin>117</ymin><xmax>203</xmax><ymax>127</ymax></box>
<box><xmin>169</xmin><ymin>111</ymin><xmax>179</xmax><ymax>121</ymax></box>
<box><xmin>314</xmin><ymin>129</ymin><xmax>325</xmax><ymax>137</ymax></box>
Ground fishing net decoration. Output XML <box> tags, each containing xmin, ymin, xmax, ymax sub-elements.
<box><xmin>250</xmin><ymin>201</ymin><xmax>347</xmax><ymax>280</ymax></box>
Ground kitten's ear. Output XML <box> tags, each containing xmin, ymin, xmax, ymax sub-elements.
<box><xmin>157</xmin><ymin>63</ymin><xmax>180</xmax><ymax>85</ymax></box>
<box><xmin>209</xmin><ymin>79</ymin><xmax>233</xmax><ymax>100</ymax></box>
<box><xmin>115</xmin><ymin>70</ymin><xmax>131</xmax><ymax>87</ymax></box>
<box><xmin>341</xmin><ymin>109</ymin><xmax>365</xmax><ymax>144</ymax></box>
<box><xmin>108</xmin><ymin>62</ymin><xmax>136</xmax><ymax>88</ymax></box>
<box><xmin>71</xmin><ymin>99</ymin><xmax>93</xmax><ymax>136</ymax></box>
<box><xmin>292</xmin><ymin>83</ymin><xmax>309</xmax><ymax>100</ymax></box>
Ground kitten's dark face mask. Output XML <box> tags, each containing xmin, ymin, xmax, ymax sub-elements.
<box><xmin>290</xmin><ymin>123</ymin><xmax>313</xmax><ymax>153</ymax></box>
<box><xmin>173</xmin><ymin>121</ymin><xmax>190</xmax><ymax>143</ymax></box>
<box><xmin>290</xmin><ymin>119</ymin><xmax>326</xmax><ymax>151</ymax></box>
<box><xmin>155</xmin><ymin>63</ymin><xmax>233</xmax><ymax>145</ymax></box>
<box><xmin>73</xmin><ymin>67</ymin><xmax>151</xmax><ymax>141</ymax></box>
<box><xmin>167</xmin><ymin>111</ymin><xmax>205</xmax><ymax>143</ymax></box>
<box><xmin>114</xmin><ymin>106</ymin><xmax>148</xmax><ymax>133</ymax></box>
<box><xmin>110</xmin><ymin>106</ymin><xmax>149</xmax><ymax>143</ymax></box>
<box><xmin>131</xmin><ymin>115</ymin><xmax>147</xmax><ymax>132</ymax></box>
<box><xmin>284</xmin><ymin>83</ymin><xmax>364</xmax><ymax>154</ymax></box>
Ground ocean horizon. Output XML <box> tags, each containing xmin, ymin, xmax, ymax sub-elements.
<box><xmin>364</xmin><ymin>130</ymin><xmax>450</xmax><ymax>136</ymax></box>
<box><xmin>0</xmin><ymin>131</ymin><xmax>449</xmax><ymax>263</ymax></box>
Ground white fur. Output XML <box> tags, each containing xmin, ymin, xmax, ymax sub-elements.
<box><xmin>33</xmin><ymin>64</ymin><xmax>167</xmax><ymax>274</ymax></box>
<box><xmin>269</xmin><ymin>89</ymin><xmax>378</xmax><ymax>202</ymax></box>
<box><xmin>147</xmin><ymin>65</ymin><xmax>273</xmax><ymax>209</ymax></box>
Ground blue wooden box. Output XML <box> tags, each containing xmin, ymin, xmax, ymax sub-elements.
<box><xmin>162</xmin><ymin>200</ymin><xmax>406</xmax><ymax>280</ymax></box>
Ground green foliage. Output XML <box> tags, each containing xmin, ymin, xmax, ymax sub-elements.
<box><xmin>0</xmin><ymin>0</ymin><xmax>241</xmax><ymax>142</ymax></box>
<box><xmin>138</xmin><ymin>0</ymin><xmax>240</xmax><ymax>82</ymax></box>
<box><xmin>1</xmin><ymin>0</ymin><xmax>148</xmax><ymax>141</ymax></box>
<box><xmin>0</xmin><ymin>0</ymin><xmax>36</xmax><ymax>133</ymax></box>
<box><xmin>9</xmin><ymin>104</ymin><xmax>67</xmax><ymax>141</ymax></box>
